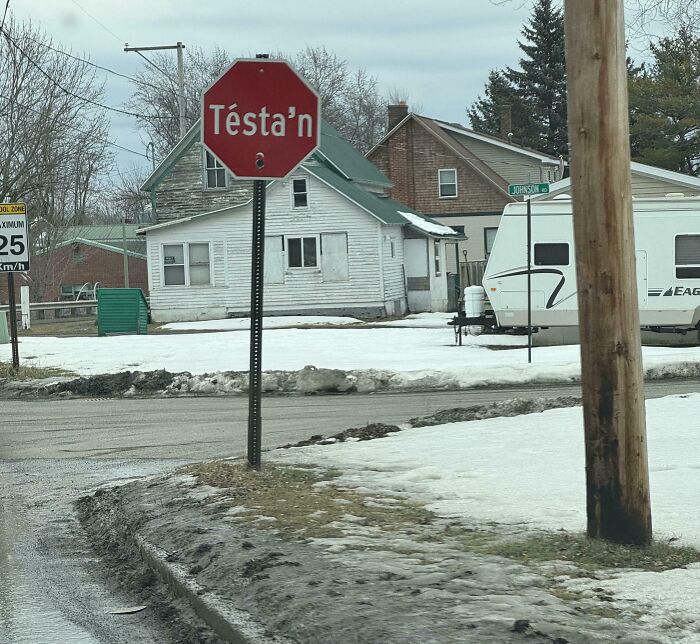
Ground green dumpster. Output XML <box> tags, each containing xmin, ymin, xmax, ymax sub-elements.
<box><xmin>97</xmin><ymin>288</ymin><xmax>149</xmax><ymax>337</ymax></box>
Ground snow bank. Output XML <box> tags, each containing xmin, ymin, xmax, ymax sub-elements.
<box><xmin>162</xmin><ymin>315</ymin><xmax>363</xmax><ymax>332</ymax></box>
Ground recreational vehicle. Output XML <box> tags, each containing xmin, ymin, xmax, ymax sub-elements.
<box><xmin>458</xmin><ymin>196</ymin><xmax>700</xmax><ymax>336</ymax></box>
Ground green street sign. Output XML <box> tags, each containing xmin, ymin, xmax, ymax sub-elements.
<box><xmin>508</xmin><ymin>182</ymin><xmax>550</xmax><ymax>197</ymax></box>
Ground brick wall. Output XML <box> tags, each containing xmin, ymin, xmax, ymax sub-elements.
<box><xmin>368</xmin><ymin>119</ymin><xmax>509</xmax><ymax>216</ymax></box>
<box><xmin>0</xmin><ymin>243</ymin><xmax>148</xmax><ymax>304</ymax></box>
<box><xmin>155</xmin><ymin>142</ymin><xmax>253</xmax><ymax>221</ymax></box>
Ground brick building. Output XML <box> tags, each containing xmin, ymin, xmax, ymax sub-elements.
<box><xmin>0</xmin><ymin>236</ymin><xmax>147</xmax><ymax>307</ymax></box>
<box><xmin>367</xmin><ymin>104</ymin><xmax>563</xmax><ymax>269</ymax></box>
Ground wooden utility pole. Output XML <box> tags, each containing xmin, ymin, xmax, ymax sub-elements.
<box><xmin>564</xmin><ymin>0</ymin><xmax>652</xmax><ymax>545</ymax></box>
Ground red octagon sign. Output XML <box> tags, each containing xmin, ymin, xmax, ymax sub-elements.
<box><xmin>202</xmin><ymin>59</ymin><xmax>320</xmax><ymax>180</ymax></box>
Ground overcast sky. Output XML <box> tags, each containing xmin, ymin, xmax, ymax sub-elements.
<box><xmin>8</xmin><ymin>0</ymin><xmax>652</xmax><ymax>177</ymax></box>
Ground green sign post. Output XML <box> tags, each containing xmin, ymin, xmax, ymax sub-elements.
<box><xmin>507</xmin><ymin>184</ymin><xmax>552</xmax><ymax>363</ymax></box>
<box><xmin>508</xmin><ymin>182</ymin><xmax>550</xmax><ymax>197</ymax></box>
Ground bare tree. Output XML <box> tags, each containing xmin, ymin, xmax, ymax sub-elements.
<box><xmin>126</xmin><ymin>45</ymin><xmax>231</xmax><ymax>158</ymax></box>
<box><xmin>626</xmin><ymin>0</ymin><xmax>700</xmax><ymax>35</ymax></box>
<box><xmin>101</xmin><ymin>165</ymin><xmax>152</xmax><ymax>224</ymax></box>
<box><xmin>0</xmin><ymin>17</ymin><xmax>112</xmax><ymax>299</ymax></box>
<box><xmin>128</xmin><ymin>44</ymin><xmax>389</xmax><ymax>157</ymax></box>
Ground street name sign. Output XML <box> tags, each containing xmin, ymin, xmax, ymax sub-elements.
<box><xmin>508</xmin><ymin>183</ymin><xmax>550</xmax><ymax>197</ymax></box>
<box><xmin>202</xmin><ymin>58</ymin><xmax>320</xmax><ymax>180</ymax></box>
<box><xmin>0</xmin><ymin>202</ymin><xmax>29</xmax><ymax>272</ymax></box>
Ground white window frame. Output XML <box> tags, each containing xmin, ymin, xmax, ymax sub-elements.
<box><xmin>203</xmin><ymin>150</ymin><xmax>227</xmax><ymax>189</ymax></box>
<box><xmin>285</xmin><ymin>234</ymin><xmax>320</xmax><ymax>270</ymax></box>
<box><xmin>291</xmin><ymin>177</ymin><xmax>309</xmax><ymax>209</ymax></box>
<box><xmin>434</xmin><ymin>240</ymin><xmax>442</xmax><ymax>276</ymax></box>
<box><xmin>675</xmin><ymin>233</ymin><xmax>700</xmax><ymax>279</ymax></box>
<box><xmin>438</xmin><ymin>168</ymin><xmax>458</xmax><ymax>198</ymax></box>
<box><xmin>161</xmin><ymin>242</ymin><xmax>212</xmax><ymax>286</ymax></box>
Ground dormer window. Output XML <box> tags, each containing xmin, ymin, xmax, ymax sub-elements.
<box><xmin>205</xmin><ymin>151</ymin><xmax>226</xmax><ymax>189</ymax></box>
<box><xmin>292</xmin><ymin>178</ymin><xmax>308</xmax><ymax>208</ymax></box>
<box><xmin>438</xmin><ymin>169</ymin><xmax>458</xmax><ymax>198</ymax></box>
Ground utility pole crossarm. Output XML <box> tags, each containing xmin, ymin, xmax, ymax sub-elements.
<box><xmin>124</xmin><ymin>42</ymin><xmax>187</xmax><ymax>139</ymax></box>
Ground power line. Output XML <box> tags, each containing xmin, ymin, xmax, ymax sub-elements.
<box><xmin>0</xmin><ymin>0</ymin><xmax>10</xmax><ymax>36</ymax></box>
<box><xmin>0</xmin><ymin>93</ymin><xmax>149</xmax><ymax>158</ymax></box>
<box><xmin>28</xmin><ymin>36</ymin><xmax>166</xmax><ymax>94</ymax></box>
<box><xmin>0</xmin><ymin>26</ymin><xmax>177</xmax><ymax>122</ymax></box>
<box><xmin>68</xmin><ymin>0</ymin><xmax>123</xmax><ymax>45</ymax></box>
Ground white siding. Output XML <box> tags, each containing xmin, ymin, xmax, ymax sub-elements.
<box><xmin>146</xmin><ymin>171</ymin><xmax>395</xmax><ymax>321</ymax></box>
<box><xmin>453</xmin><ymin>133</ymin><xmax>557</xmax><ymax>185</ymax></box>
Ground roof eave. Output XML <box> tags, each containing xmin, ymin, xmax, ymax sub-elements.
<box><xmin>141</xmin><ymin>121</ymin><xmax>201</xmax><ymax>192</ymax></box>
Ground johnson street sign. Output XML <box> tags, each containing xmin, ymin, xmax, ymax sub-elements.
<box><xmin>508</xmin><ymin>183</ymin><xmax>550</xmax><ymax>197</ymax></box>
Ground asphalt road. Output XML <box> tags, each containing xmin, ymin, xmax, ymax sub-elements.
<box><xmin>3</xmin><ymin>380</ymin><xmax>700</xmax><ymax>643</ymax></box>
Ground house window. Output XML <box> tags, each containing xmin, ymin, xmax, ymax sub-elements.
<box><xmin>484</xmin><ymin>227</ymin><xmax>498</xmax><ymax>257</ymax></box>
<box><xmin>163</xmin><ymin>243</ymin><xmax>211</xmax><ymax>285</ymax></box>
<box><xmin>451</xmin><ymin>225</ymin><xmax>465</xmax><ymax>235</ymax></box>
<box><xmin>204</xmin><ymin>151</ymin><xmax>226</xmax><ymax>189</ymax></box>
<box><xmin>675</xmin><ymin>234</ymin><xmax>700</xmax><ymax>278</ymax></box>
<box><xmin>534</xmin><ymin>242</ymin><xmax>569</xmax><ymax>266</ymax></box>
<box><xmin>434</xmin><ymin>240</ymin><xmax>441</xmax><ymax>276</ymax></box>
<box><xmin>287</xmin><ymin>236</ymin><xmax>318</xmax><ymax>268</ymax></box>
<box><xmin>292</xmin><ymin>178</ymin><xmax>308</xmax><ymax>208</ymax></box>
<box><xmin>438</xmin><ymin>169</ymin><xmax>458</xmax><ymax>198</ymax></box>
<box><xmin>188</xmin><ymin>243</ymin><xmax>211</xmax><ymax>285</ymax></box>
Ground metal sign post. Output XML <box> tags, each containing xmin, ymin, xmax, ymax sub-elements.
<box><xmin>7</xmin><ymin>273</ymin><xmax>19</xmax><ymax>369</ymax></box>
<box><xmin>526</xmin><ymin>196</ymin><xmax>532</xmax><ymax>364</ymax></box>
<box><xmin>507</xmin><ymin>184</ymin><xmax>548</xmax><ymax>363</ymax></box>
<box><xmin>247</xmin><ymin>179</ymin><xmax>266</xmax><ymax>469</ymax></box>
<box><xmin>0</xmin><ymin>202</ymin><xmax>30</xmax><ymax>372</ymax></box>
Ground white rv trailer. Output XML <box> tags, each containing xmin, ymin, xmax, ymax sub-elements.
<box><xmin>477</xmin><ymin>196</ymin><xmax>700</xmax><ymax>333</ymax></box>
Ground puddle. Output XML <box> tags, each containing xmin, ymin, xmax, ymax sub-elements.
<box><xmin>0</xmin><ymin>501</ymin><xmax>98</xmax><ymax>644</ymax></box>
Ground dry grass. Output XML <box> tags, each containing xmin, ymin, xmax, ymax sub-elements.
<box><xmin>183</xmin><ymin>460</ymin><xmax>434</xmax><ymax>540</ymax></box>
<box><xmin>0</xmin><ymin>360</ymin><xmax>73</xmax><ymax>380</ymax></box>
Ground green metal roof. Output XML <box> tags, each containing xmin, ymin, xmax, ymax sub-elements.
<box><xmin>141</xmin><ymin>118</ymin><xmax>392</xmax><ymax>191</ymax></box>
<box><xmin>59</xmin><ymin>224</ymin><xmax>143</xmax><ymax>242</ymax></box>
<box><xmin>305</xmin><ymin>163</ymin><xmax>458</xmax><ymax>237</ymax></box>
<box><xmin>314</xmin><ymin>121</ymin><xmax>393</xmax><ymax>188</ymax></box>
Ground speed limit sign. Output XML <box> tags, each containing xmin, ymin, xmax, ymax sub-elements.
<box><xmin>0</xmin><ymin>202</ymin><xmax>29</xmax><ymax>272</ymax></box>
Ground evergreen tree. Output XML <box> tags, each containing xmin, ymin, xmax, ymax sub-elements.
<box><xmin>467</xmin><ymin>70</ymin><xmax>532</xmax><ymax>142</ymax></box>
<box><xmin>469</xmin><ymin>0</ymin><xmax>567</xmax><ymax>157</ymax></box>
<box><xmin>628</xmin><ymin>27</ymin><xmax>700</xmax><ymax>175</ymax></box>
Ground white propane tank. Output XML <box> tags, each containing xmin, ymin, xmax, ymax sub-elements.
<box><xmin>464</xmin><ymin>285</ymin><xmax>486</xmax><ymax>336</ymax></box>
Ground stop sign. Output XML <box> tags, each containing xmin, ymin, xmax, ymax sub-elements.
<box><xmin>201</xmin><ymin>59</ymin><xmax>320</xmax><ymax>180</ymax></box>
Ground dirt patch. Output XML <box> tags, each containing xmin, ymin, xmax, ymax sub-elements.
<box><xmin>409</xmin><ymin>396</ymin><xmax>582</xmax><ymax>427</ymax></box>
<box><xmin>280</xmin><ymin>422</ymin><xmax>402</xmax><ymax>448</ymax></box>
<box><xmin>43</xmin><ymin>370</ymin><xmax>179</xmax><ymax>397</ymax></box>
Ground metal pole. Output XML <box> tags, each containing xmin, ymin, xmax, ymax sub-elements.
<box><xmin>7</xmin><ymin>273</ymin><xmax>19</xmax><ymax>370</ymax></box>
<box><xmin>122</xmin><ymin>217</ymin><xmax>130</xmax><ymax>288</ymax></box>
<box><xmin>176</xmin><ymin>42</ymin><xmax>186</xmax><ymax>139</ymax></box>
<box><xmin>527</xmin><ymin>196</ymin><xmax>532</xmax><ymax>363</ymax></box>
<box><xmin>247</xmin><ymin>179</ymin><xmax>266</xmax><ymax>469</ymax></box>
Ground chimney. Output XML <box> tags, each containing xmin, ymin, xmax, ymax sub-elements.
<box><xmin>387</xmin><ymin>101</ymin><xmax>409</xmax><ymax>130</ymax></box>
<box><xmin>499</xmin><ymin>105</ymin><xmax>512</xmax><ymax>141</ymax></box>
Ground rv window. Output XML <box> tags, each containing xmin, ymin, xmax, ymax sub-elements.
<box><xmin>534</xmin><ymin>242</ymin><xmax>569</xmax><ymax>266</ymax></box>
<box><xmin>675</xmin><ymin>235</ymin><xmax>700</xmax><ymax>278</ymax></box>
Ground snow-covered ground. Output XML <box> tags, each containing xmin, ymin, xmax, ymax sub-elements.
<box><xmin>273</xmin><ymin>393</ymin><xmax>700</xmax><ymax>639</ymax></box>
<box><xmin>3</xmin><ymin>324</ymin><xmax>700</xmax><ymax>386</ymax></box>
<box><xmin>161</xmin><ymin>312</ymin><xmax>456</xmax><ymax>331</ymax></box>
<box><xmin>162</xmin><ymin>315</ymin><xmax>364</xmax><ymax>331</ymax></box>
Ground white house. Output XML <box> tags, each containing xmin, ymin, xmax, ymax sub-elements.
<box><xmin>139</xmin><ymin>131</ymin><xmax>460</xmax><ymax>322</ymax></box>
